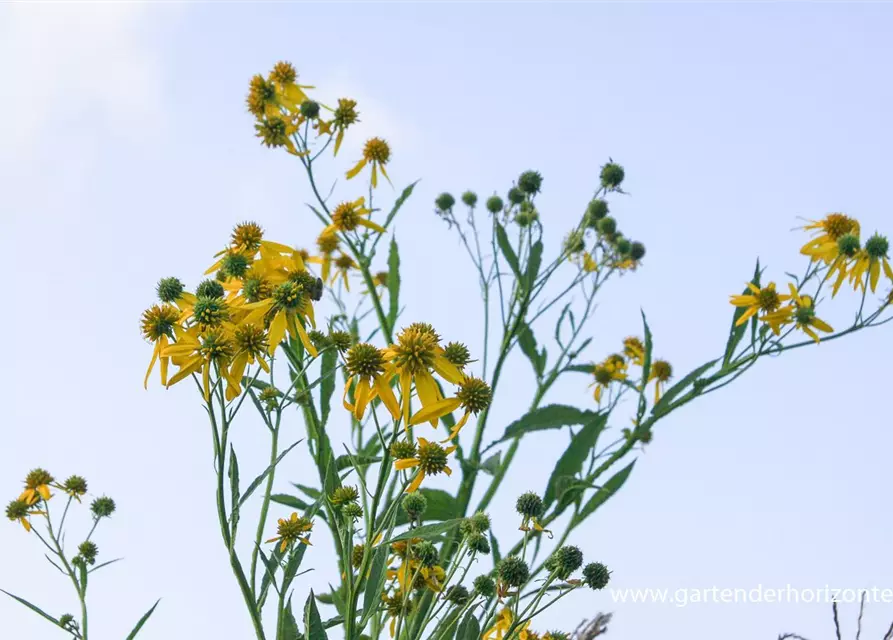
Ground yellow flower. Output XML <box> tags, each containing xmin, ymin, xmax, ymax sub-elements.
<box><xmin>342</xmin><ymin>343</ymin><xmax>400</xmax><ymax>421</ymax></box>
<box><xmin>313</xmin><ymin>233</ymin><xmax>340</xmax><ymax>282</ymax></box>
<box><xmin>19</xmin><ymin>469</ymin><xmax>54</xmax><ymax>506</ymax></box>
<box><xmin>268</xmin><ymin>61</ymin><xmax>315</xmax><ymax>113</ymax></box>
<box><xmin>408</xmin><ymin>376</ymin><xmax>492</xmax><ymax>442</ymax></box>
<box><xmin>590</xmin><ymin>354</ymin><xmax>627</xmax><ymax>403</ymax></box>
<box><xmin>330</xmin><ymin>98</ymin><xmax>360</xmax><ymax>156</ymax></box>
<box><xmin>142</xmin><ymin>304</ymin><xmax>181</xmax><ymax>389</ymax></box>
<box><xmin>622</xmin><ymin>336</ymin><xmax>645</xmax><ymax>366</ymax></box>
<box><xmin>324</xmin><ymin>198</ymin><xmax>385</xmax><ymax>235</ymax></box>
<box><xmin>226</xmin><ymin>323</ymin><xmax>271</xmax><ymax>401</ymax></box>
<box><xmin>800</xmin><ymin>213</ymin><xmax>860</xmax><ymax>263</ymax></box>
<box><xmin>382</xmin><ymin>591</ymin><xmax>411</xmax><ymax>637</ymax></box>
<box><xmin>484</xmin><ymin>608</ymin><xmax>514</xmax><ymax>640</ymax></box>
<box><xmin>266</xmin><ymin>512</ymin><xmax>313</xmax><ymax>553</ymax></box>
<box><xmin>789</xmin><ymin>288</ymin><xmax>833</xmax><ymax>343</ymax></box>
<box><xmin>648</xmin><ymin>359</ymin><xmax>673</xmax><ymax>403</ymax></box>
<box><xmin>163</xmin><ymin>327</ymin><xmax>236</xmax><ymax>401</ymax></box>
<box><xmin>331</xmin><ymin>253</ymin><xmax>358</xmax><ymax>291</ymax></box>
<box><xmin>729</xmin><ymin>281</ymin><xmax>791</xmax><ymax>326</ymax></box>
<box><xmin>346</xmin><ymin>137</ymin><xmax>392</xmax><ymax>188</ymax></box>
<box><xmin>241</xmin><ymin>280</ymin><xmax>318</xmax><ymax>358</ymax></box>
<box><xmin>394</xmin><ymin>438</ymin><xmax>456</xmax><ymax>493</ymax></box>
<box><xmin>6</xmin><ymin>499</ymin><xmax>43</xmax><ymax>532</ymax></box>
<box><xmin>847</xmin><ymin>235</ymin><xmax>893</xmax><ymax>293</ymax></box>
<box><xmin>383</xmin><ymin>325</ymin><xmax>464</xmax><ymax>426</ymax></box>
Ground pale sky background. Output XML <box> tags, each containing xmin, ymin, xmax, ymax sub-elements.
<box><xmin>2</xmin><ymin>2</ymin><xmax>892</xmax><ymax>639</ymax></box>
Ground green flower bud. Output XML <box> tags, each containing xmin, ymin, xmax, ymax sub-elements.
<box><xmin>222</xmin><ymin>252</ymin><xmax>250</xmax><ymax>278</ymax></box>
<box><xmin>156</xmin><ymin>277</ymin><xmax>185</xmax><ymax>303</ymax></box>
<box><xmin>329</xmin><ymin>330</ymin><xmax>353</xmax><ymax>352</ymax></box>
<box><xmin>62</xmin><ymin>475</ymin><xmax>88</xmax><ymax>498</ymax></box>
<box><xmin>630</xmin><ymin>241</ymin><xmax>646</xmax><ymax>261</ymax></box>
<box><xmin>330</xmin><ymin>486</ymin><xmax>360</xmax><ymax>507</ymax></box>
<box><xmin>865</xmin><ymin>233</ymin><xmax>889</xmax><ymax>259</ymax></box>
<box><xmin>486</xmin><ymin>195</ymin><xmax>504</xmax><ymax>214</ymax></box>
<box><xmin>443</xmin><ymin>342</ymin><xmax>472</xmax><ymax>368</ymax></box>
<box><xmin>837</xmin><ymin>233</ymin><xmax>861</xmax><ymax>258</ymax></box>
<box><xmin>564</xmin><ymin>230</ymin><xmax>586</xmax><ymax>255</ymax></box>
<box><xmin>342</xmin><ymin>503</ymin><xmax>363</xmax><ymax>520</ymax></box>
<box><xmin>445</xmin><ymin>585</ymin><xmax>470</xmax><ymax>606</ymax></box>
<box><xmin>507</xmin><ymin>187</ymin><xmax>525</xmax><ymax>206</ymax></box>
<box><xmin>616</xmin><ymin>238</ymin><xmax>632</xmax><ymax>256</ymax></box>
<box><xmin>547</xmin><ymin>631</ymin><xmax>570</xmax><ymax>640</ymax></box>
<box><xmin>466</xmin><ymin>532</ymin><xmax>491</xmax><ymax>555</ymax></box>
<box><xmin>77</xmin><ymin>541</ymin><xmax>98</xmax><ymax>565</ymax></box>
<box><xmin>413</xmin><ymin>540</ymin><xmax>438</xmax><ymax>568</ymax></box>
<box><xmin>473</xmin><ymin>574</ymin><xmax>496</xmax><ymax>597</ymax></box>
<box><xmin>402</xmin><ymin>492</ymin><xmax>428</xmax><ymax>520</ymax></box>
<box><xmin>461</xmin><ymin>191</ymin><xmax>478</xmax><ymax>207</ymax></box>
<box><xmin>6</xmin><ymin>499</ymin><xmax>29</xmax><ymax>522</ymax></box>
<box><xmin>59</xmin><ymin>614</ymin><xmax>75</xmax><ymax>629</ymax></box>
<box><xmin>582</xmin><ymin>562</ymin><xmax>611</xmax><ymax>590</ymax></box>
<box><xmin>435</xmin><ymin>192</ymin><xmax>456</xmax><ymax>211</ymax></box>
<box><xmin>390</xmin><ymin>440</ymin><xmax>417</xmax><ymax>460</ymax></box>
<box><xmin>518</xmin><ymin>170</ymin><xmax>543</xmax><ymax>195</ymax></box>
<box><xmin>300</xmin><ymin>100</ymin><xmax>321</xmax><ymax>119</ymax></box>
<box><xmin>90</xmin><ymin>496</ymin><xmax>116</xmax><ymax>519</ymax></box>
<box><xmin>545</xmin><ymin>545</ymin><xmax>583</xmax><ymax>580</ymax></box>
<box><xmin>498</xmin><ymin>556</ymin><xmax>530</xmax><ymax>588</ymax></box>
<box><xmin>196</xmin><ymin>279</ymin><xmax>225</xmax><ymax>299</ymax></box>
<box><xmin>597</xmin><ymin>216</ymin><xmax>617</xmax><ymax>236</ymax></box>
<box><xmin>352</xmin><ymin>543</ymin><xmax>365</xmax><ymax>569</ymax></box>
<box><xmin>600</xmin><ymin>162</ymin><xmax>625</xmax><ymax>190</ymax></box>
<box><xmin>469</xmin><ymin>511</ymin><xmax>491</xmax><ymax>533</ymax></box>
<box><xmin>515</xmin><ymin>491</ymin><xmax>544</xmax><ymax>519</ymax></box>
<box><xmin>584</xmin><ymin>199</ymin><xmax>609</xmax><ymax>228</ymax></box>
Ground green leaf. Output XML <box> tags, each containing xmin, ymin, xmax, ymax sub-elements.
<box><xmin>383</xmin><ymin>180</ymin><xmax>418</xmax><ymax>230</ymax></box>
<box><xmin>564</xmin><ymin>364</ymin><xmax>593</xmax><ymax>374</ymax></box>
<box><xmin>88</xmin><ymin>557</ymin><xmax>122</xmax><ymax>574</ymax></box>
<box><xmin>480</xmin><ymin>452</ymin><xmax>502</xmax><ymax>476</ymax></box>
<box><xmin>387</xmin><ymin>237</ymin><xmax>401</xmax><ymax>332</ymax></box>
<box><xmin>651</xmin><ymin>359</ymin><xmax>718</xmax><ymax>418</ymax></box>
<box><xmin>1</xmin><ymin>589</ymin><xmax>61</xmax><ymax>626</ymax></box>
<box><xmin>724</xmin><ymin>259</ymin><xmax>761</xmax><ymax>367</ymax></box>
<box><xmin>238</xmin><ymin>440</ymin><xmax>302</xmax><ymax>509</ymax></box>
<box><xmin>396</xmin><ymin>489</ymin><xmax>457</xmax><ymax>525</ymax></box>
<box><xmin>320</xmin><ymin>348</ymin><xmax>337</xmax><ymax>428</ymax></box>
<box><xmin>493</xmin><ymin>404</ymin><xmax>600</xmax><ymax>445</ymax></box>
<box><xmin>456</xmin><ymin>609</ymin><xmax>481</xmax><ymax>640</ymax></box>
<box><xmin>282</xmin><ymin>596</ymin><xmax>300</xmax><ymax>640</ymax></box>
<box><xmin>293</xmin><ymin>484</ymin><xmax>322</xmax><ymax>500</ymax></box>
<box><xmin>125</xmin><ymin>599</ymin><xmax>161</xmax><ymax>639</ymax></box>
<box><xmin>361</xmin><ymin>544</ymin><xmax>389</xmax><ymax>625</ymax></box>
<box><xmin>543</xmin><ymin>415</ymin><xmax>607</xmax><ymax>512</ymax></box>
<box><xmin>335</xmin><ymin>454</ymin><xmax>382</xmax><ymax>471</ymax></box>
<box><xmin>526</xmin><ymin>240</ymin><xmax>543</xmax><ymax>290</ymax></box>
<box><xmin>495</xmin><ymin>221</ymin><xmax>521</xmax><ymax>278</ymax></box>
<box><xmin>517</xmin><ymin>323</ymin><xmax>546</xmax><ymax>378</ymax></box>
<box><xmin>573</xmin><ymin>461</ymin><xmax>636</xmax><ymax>526</ymax></box>
<box><xmin>282</xmin><ymin>542</ymin><xmax>309</xmax><ymax>592</ymax></box>
<box><xmin>489</xmin><ymin>531</ymin><xmax>501</xmax><ymax>564</ymax></box>
<box><xmin>382</xmin><ymin>519</ymin><xmax>463</xmax><ymax>545</ymax></box>
<box><xmin>640</xmin><ymin>311</ymin><xmax>653</xmax><ymax>388</ymax></box>
<box><xmin>228</xmin><ymin>446</ymin><xmax>240</xmax><ymax>537</ymax></box>
<box><xmin>304</xmin><ymin>590</ymin><xmax>328</xmax><ymax>640</ymax></box>
<box><xmin>257</xmin><ymin>546</ymin><xmax>283</xmax><ymax>610</ymax></box>
<box><xmin>271</xmin><ymin>494</ymin><xmax>311</xmax><ymax>511</ymax></box>
<box><xmin>314</xmin><ymin>592</ymin><xmax>334</xmax><ymax>605</ymax></box>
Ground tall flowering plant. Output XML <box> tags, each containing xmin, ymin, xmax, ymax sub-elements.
<box><xmin>8</xmin><ymin>60</ymin><xmax>892</xmax><ymax>639</ymax></box>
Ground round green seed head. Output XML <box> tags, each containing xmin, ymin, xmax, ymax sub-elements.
<box><xmin>78</xmin><ymin>541</ymin><xmax>98</xmax><ymax>565</ymax></box>
<box><xmin>63</xmin><ymin>475</ymin><xmax>88</xmax><ymax>497</ymax></box>
<box><xmin>515</xmin><ymin>491</ymin><xmax>544</xmax><ymax>519</ymax></box>
<box><xmin>467</xmin><ymin>532</ymin><xmax>491</xmax><ymax>555</ymax></box>
<box><xmin>469</xmin><ymin>511</ymin><xmax>491</xmax><ymax>533</ymax></box>
<box><xmin>352</xmin><ymin>544</ymin><xmax>365</xmax><ymax>569</ymax></box>
<box><xmin>564</xmin><ymin>230</ymin><xmax>586</xmax><ymax>255</ymax></box>
<box><xmin>222</xmin><ymin>252</ymin><xmax>251</xmax><ymax>278</ymax></box>
<box><xmin>507</xmin><ymin>187</ymin><xmax>525</xmax><ymax>206</ymax></box>
<box><xmin>584</xmin><ymin>199</ymin><xmax>609</xmax><ymax>228</ymax></box>
<box><xmin>390</xmin><ymin>439</ymin><xmax>417</xmax><ymax>460</ymax></box>
<box><xmin>300</xmin><ymin>100</ymin><xmax>321</xmax><ymax>119</ymax></box>
<box><xmin>457</xmin><ymin>377</ymin><xmax>492</xmax><ymax>414</ymax></box>
<box><xmin>193</xmin><ymin>295</ymin><xmax>229</xmax><ymax>327</ymax></box>
<box><xmin>330</xmin><ymin>486</ymin><xmax>360</xmax><ymax>506</ymax></box>
<box><xmin>616</xmin><ymin>238</ymin><xmax>632</xmax><ymax>256</ymax></box>
<box><xmin>346</xmin><ymin>343</ymin><xmax>385</xmax><ymax>378</ymax></box>
<box><xmin>156</xmin><ymin>277</ymin><xmax>185</xmax><ymax>303</ymax></box>
<box><xmin>597</xmin><ymin>216</ymin><xmax>617</xmax><ymax>236</ymax></box>
<box><xmin>545</xmin><ymin>545</ymin><xmax>584</xmax><ymax>580</ymax></box>
<box><xmin>435</xmin><ymin>192</ymin><xmax>456</xmax><ymax>211</ymax></box>
<box><xmin>473</xmin><ymin>574</ymin><xmax>496</xmax><ymax>597</ymax></box>
<box><xmin>486</xmin><ymin>195</ymin><xmax>504</xmax><ymax>214</ymax></box>
<box><xmin>342</xmin><ymin>503</ymin><xmax>363</xmax><ymax>519</ymax></box>
<box><xmin>518</xmin><ymin>170</ymin><xmax>544</xmax><ymax>195</ymax></box>
<box><xmin>582</xmin><ymin>562</ymin><xmax>611</xmax><ymax>590</ymax></box>
<box><xmin>445</xmin><ymin>585</ymin><xmax>470</xmax><ymax>606</ymax></box>
<box><xmin>514</xmin><ymin>209</ymin><xmax>538</xmax><ymax>227</ymax></box>
<box><xmin>443</xmin><ymin>342</ymin><xmax>472</xmax><ymax>368</ymax></box>
<box><xmin>461</xmin><ymin>191</ymin><xmax>478</xmax><ymax>207</ymax></box>
<box><xmin>308</xmin><ymin>330</ymin><xmax>329</xmax><ymax>349</ymax></box>
<box><xmin>402</xmin><ymin>492</ymin><xmax>428</xmax><ymax>519</ymax></box>
<box><xmin>25</xmin><ymin>468</ymin><xmax>54</xmax><ymax>489</ymax></box>
<box><xmin>865</xmin><ymin>233</ymin><xmax>889</xmax><ymax>259</ymax></box>
<box><xmin>90</xmin><ymin>496</ymin><xmax>116</xmax><ymax>519</ymax></box>
<box><xmin>630</xmin><ymin>241</ymin><xmax>646</xmax><ymax>261</ymax></box>
<box><xmin>329</xmin><ymin>331</ymin><xmax>353</xmax><ymax>352</ymax></box>
<box><xmin>600</xmin><ymin>162</ymin><xmax>625</xmax><ymax>189</ymax></box>
<box><xmin>413</xmin><ymin>541</ymin><xmax>439</xmax><ymax>568</ymax></box>
<box><xmin>196</xmin><ymin>279</ymin><xmax>225</xmax><ymax>299</ymax></box>
<box><xmin>498</xmin><ymin>556</ymin><xmax>530</xmax><ymax>588</ymax></box>
<box><xmin>837</xmin><ymin>233</ymin><xmax>861</xmax><ymax>258</ymax></box>
<box><xmin>6</xmin><ymin>499</ymin><xmax>29</xmax><ymax>521</ymax></box>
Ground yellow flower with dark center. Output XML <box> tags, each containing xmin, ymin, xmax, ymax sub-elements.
<box><xmin>331</xmin><ymin>98</ymin><xmax>360</xmax><ymax>156</ymax></box>
<box><xmin>484</xmin><ymin>608</ymin><xmax>514</xmax><ymax>640</ymax></box>
<box><xmin>231</xmin><ymin>221</ymin><xmax>264</xmax><ymax>252</ymax></box>
<box><xmin>241</xmin><ymin>272</ymin><xmax>274</xmax><ymax>304</ymax></box>
<box><xmin>331</xmin><ymin>253</ymin><xmax>358</xmax><ymax>291</ymax></box>
<box><xmin>764</xmin><ymin>285</ymin><xmax>833</xmax><ymax>343</ymax></box>
<box><xmin>265</xmin><ymin>512</ymin><xmax>313</xmax><ymax>553</ymax></box>
<box><xmin>442</xmin><ymin>342</ymin><xmax>472</xmax><ymax>369</ymax></box>
<box><xmin>622</xmin><ymin>336</ymin><xmax>645</xmax><ymax>366</ymax></box>
<box><xmin>346</xmin><ymin>137</ymin><xmax>392</xmax><ymax>188</ymax></box>
<box><xmin>6</xmin><ymin>499</ymin><xmax>42</xmax><ymax>532</ymax></box>
<box><xmin>394</xmin><ymin>437</ymin><xmax>457</xmax><ymax>493</ymax></box>
<box><xmin>590</xmin><ymin>354</ymin><xmax>627</xmax><ymax>403</ymax></box>
<box><xmin>648</xmin><ymin>360</ymin><xmax>673</xmax><ymax>403</ymax></box>
<box><xmin>409</xmin><ymin>376</ymin><xmax>492</xmax><ymax>442</ymax></box>
<box><xmin>225</xmin><ymin>323</ymin><xmax>270</xmax><ymax>401</ymax></box>
<box><xmin>241</xmin><ymin>280</ymin><xmax>318</xmax><ymax>358</ymax></box>
<box><xmin>729</xmin><ymin>282</ymin><xmax>791</xmax><ymax>326</ymax></box>
<box><xmin>800</xmin><ymin>213</ymin><xmax>860</xmax><ymax>263</ymax></box>
<box><xmin>847</xmin><ymin>234</ymin><xmax>893</xmax><ymax>294</ymax></box>
<box><xmin>382</xmin><ymin>591</ymin><xmax>412</xmax><ymax>637</ymax></box>
<box><xmin>162</xmin><ymin>327</ymin><xmax>235</xmax><ymax>401</ymax></box>
<box><xmin>141</xmin><ymin>303</ymin><xmax>181</xmax><ymax>389</ymax></box>
<box><xmin>325</xmin><ymin>198</ymin><xmax>384</xmax><ymax>235</ymax></box>
<box><xmin>19</xmin><ymin>469</ymin><xmax>54</xmax><ymax>505</ymax></box>
<box><xmin>246</xmin><ymin>74</ymin><xmax>280</xmax><ymax>119</ymax></box>
<box><xmin>312</xmin><ymin>233</ymin><xmax>340</xmax><ymax>282</ymax></box>
<box><xmin>342</xmin><ymin>343</ymin><xmax>400</xmax><ymax>421</ymax></box>
<box><xmin>374</xmin><ymin>271</ymin><xmax>389</xmax><ymax>288</ymax></box>
<box><xmin>62</xmin><ymin>475</ymin><xmax>88</xmax><ymax>502</ymax></box>
<box><xmin>268</xmin><ymin>61</ymin><xmax>315</xmax><ymax>113</ymax></box>
<box><xmin>254</xmin><ymin>116</ymin><xmax>301</xmax><ymax>155</ymax></box>
<box><xmin>192</xmin><ymin>295</ymin><xmax>231</xmax><ymax>330</ymax></box>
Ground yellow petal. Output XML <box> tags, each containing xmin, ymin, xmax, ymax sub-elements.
<box><xmin>409</xmin><ymin>397</ymin><xmax>462</xmax><ymax>426</ymax></box>
<box><xmin>268</xmin><ymin>311</ymin><xmax>288</xmax><ymax>355</ymax></box>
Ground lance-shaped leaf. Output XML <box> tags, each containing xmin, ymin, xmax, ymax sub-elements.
<box><xmin>282</xmin><ymin>596</ymin><xmax>300</xmax><ymax>639</ymax></box>
<box><xmin>271</xmin><ymin>494</ymin><xmax>312</xmax><ymax>511</ymax></box>
<box><xmin>382</xmin><ymin>180</ymin><xmax>418</xmax><ymax>230</ymax></box>
<box><xmin>724</xmin><ymin>259</ymin><xmax>762</xmax><ymax>367</ymax></box>
<box><xmin>237</xmin><ymin>440</ymin><xmax>302</xmax><ymax>509</ymax></box>
<box><xmin>125</xmin><ymin>599</ymin><xmax>161</xmax><ymax>639</ymax></box>
<box><xmin>387</xmin><ymin>237</ymin><xmax>401</xmax><ymax>332</ymax></box>
<box><xmin>304</xmin><ymin>590</ymin><xmax>327</xmax><ymax>640</ymax></box>
<box><xmin>229</xmin><ymin>446</ymin><xmax>241</xmax><ymax>538</ymax></box>
<box><xmin>396</xmin><ymin>489</ymin><xmax>457</xmax><ymax>525</ymax></box>
<box><xmin>517</xmin><ymin>322</ymin><xmax>547</xmax><ymax>378</ymax></box>
<box><xmin>1</xmin><ymin>589</ymin><xmax>61</xmax><ymax>627</ymax></box>
<box><xmin>360</xmin><ymin>544</ymin><xmax>389</xmax><ymax>626</ymax></box>
<box><xmin>495</xmin><ymin>221</ymin><xmax>521</xmax><ymax>278</ymax></box>
<box><xmin>543</xmin><ymin>415</ymin><xmax>607</xmax><ymax>512</ymax></box>
<box><xmin>572</xmin><ymin>461</ymin><xmax>636</xmax><ymax>526</ymax></box>
<box><xmin>319</xmin><ymin>347</ymin><xmax>337</xmax><ymax>427</ymax></box>
<box><xmin>490</xmin><ymin>404</ymin><xmax>600</xmax><ymax>447</ymax></box>
<box><xmin>381</xmin><ymin>519</ymin><xmax>463</xmax><ymax>545</ymax></box>
<box><xmin>651</xmin><ymin>359</ymin><xmax>718</xmax><ymax>418</ymax></box>
<box><xmin>456</xmin><ymin>609</ymin><xmax>481</xmax><ymax>640</ymax></box>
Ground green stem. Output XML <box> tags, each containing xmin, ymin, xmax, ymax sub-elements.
<box><xmin>251</xmin><ymin>420</ymin><xmax>280</xmax><ymax>594</ymax></box>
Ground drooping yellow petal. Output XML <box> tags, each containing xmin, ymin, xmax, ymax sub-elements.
<box><xmin>346</xmin><ymin>158</ymin><xmax>367</xmax><ymax>180</ymax></box>
<box><xmin>293</xmin><ymin>316</ymin><xmax>318</xmax><ymax>357</ymax></box>
<box><xmin>373</xmin><ymin>375</ymin><xmax>401</xmax><ymax>421</ymax></box>
<box><xmin>406</xmin><ymin>469</ymin><xmax>425</xmax><ymax>493</ymax></box>
<box><xmin>394</xmin><ymin>458</ymin><xmax>420</xmax><ymax>471</ymax></box>
<box><xmin>144</xmin><ymin>341</ymin><xmax>161</xmax><ymax>389</ymax></box>
<box><xmin>268</xmin><ymin>311</ymin><xmax>288</xmax><ymax>355</ymax></box>
<box><xmin>355</xmin><ymin>376</ymin><xmax>372</xmax><ymax>419</ymax></box>
<box><xmin>409</xmin><ymin>397</ymin><xmax>462</xmax><ymax>426</ymax></box>
<box><xmin>415</xmin><ymin>372</ymin><xmax>443</xmax><ymax>427</ymax></box>
<box><xmin>432</xmin><ymin>356</ymin><xmax>463</xmax><ymax>385</ymax></box>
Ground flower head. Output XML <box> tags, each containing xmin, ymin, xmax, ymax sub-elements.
<box><xmin>801</xmin><ymin>213</ymin><xmax>860</xmax><ymax>263</ymax></box>
<box><xmin>346</xmin><ymin>137</ymin><xmax>392</xmax><ymax>188</ymax></box>
<box><xmin>266</xmin><ymin>512</ymin><xmax>313</xmax><ymax>553</ymax></box>
<box><xmin>20</xmin><ymin>469</ymin><xmax>54</xmax><ymax>505</ymax></box>
<box><xmin>91</xmin><ymin>496</ymin><xmax>116</xmax><ymax>519</ymax></box>
<box><xmin>62</xmin><ymin>475</ymin><xmax>88</xmax><ymax>501</ymax></box>
<box><xmin>394</xmin><ymin>438</ymin><xmax>456</xmax><ymax>493</ymax></box>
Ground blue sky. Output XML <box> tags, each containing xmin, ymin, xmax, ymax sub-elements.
<box><xmin>2</xmin><ymin>3</ymin><xmax>892</xmax><ymax>639</ymax></box>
